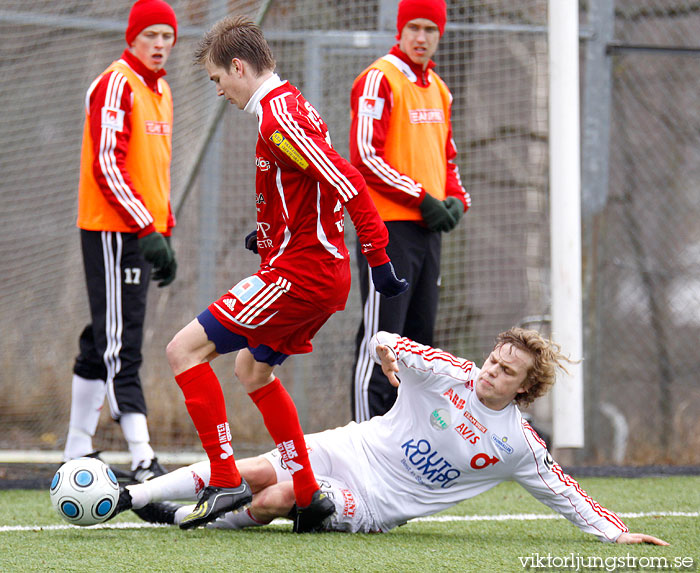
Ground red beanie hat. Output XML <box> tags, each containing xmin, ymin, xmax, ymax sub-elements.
<box><xmin>125</xmin><ymin>0</ymin><xmax>178</xmax><ymax>46</ymax></box>
<box><xmin>396</xmin><ymin>0</ymin><xmax>447</xmax><ymax>40</ymax></box>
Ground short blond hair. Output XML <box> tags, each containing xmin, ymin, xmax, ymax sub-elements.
<box><xmin>495</xmin><ymin>327</ymin><xmax>574</xmax><ymax>407</ymax></box>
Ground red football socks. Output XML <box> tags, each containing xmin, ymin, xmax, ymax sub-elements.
<box><xmin>175</xmin><ymin>362</ymin><xmax>241</xmax><ymax>488</ymax></box>
<box><xmin>249</xmin><ymin>377</ymin><xmax>317</xmax><ymax>507</ymax></box>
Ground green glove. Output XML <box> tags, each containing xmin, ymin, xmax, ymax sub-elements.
<box><xmin>138</xmin><ymin>231</ymin><xmax>173</xmax><ymax>271</ymax></box>
<box><xmin>419</xmin><ymin>193</ymin><xmax>457</xmax><ymax>233</ymax></box>
<box><xmin>443</xmin><ymin>197</ymin><xmax>465</xmax><ymax>232</ymax></box>
<box><xmin>152</xmin><ymin>255</ymin><xmax>177</xmax><ymax>287</ymax></box>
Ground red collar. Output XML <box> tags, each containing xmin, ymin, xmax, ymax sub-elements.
<box><xmin>389</xmin><ymin>45</ymin><xmax>436</xmax><ymax>87</ymax></box>
<box><xmin>121</xmin><ymin>49</ymin><xmax>167</xmax><ymax>93</ymax></box>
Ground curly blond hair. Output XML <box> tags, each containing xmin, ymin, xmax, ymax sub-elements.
<box><xmin>495</xmin><ymin>327</ymin><xmax>575</xmax><ymax>407</ymax></box>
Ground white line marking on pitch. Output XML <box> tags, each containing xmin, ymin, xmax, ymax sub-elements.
<box><xmin>412</xmin><ymin>511</ymin><xmax>699</xmax><ymax>522</ymax></box>
<box><xmin>1</xmin><ymin>511</ymin><xmax>697</xmax><ymax>533</ymax></box>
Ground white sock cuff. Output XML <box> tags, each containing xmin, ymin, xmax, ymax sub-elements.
<box><xmin>120</xmin><ymin>412</ymin><xmax>150</xmax><ymax>443</ymax></box>
<box><xmin>63</xmin><ymin>376</ymin><xmax>106</xmax><ymax>460</ymax></box>
<box><xmin>120</xmin><ymin>413</ymin><xmax>154</xmax><ymax>469</ymax></box>
<box><xmin>174</xmin><ymin>505</ymin><xmax>196</xmax><ymax>526</ymax></box>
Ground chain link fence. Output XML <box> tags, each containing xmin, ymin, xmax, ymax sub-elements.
<box><xmin>582</xmin><ymin>0</ymin><xmax>700</xmax><ymax>464</ymax></box>
<box><xmin>0</xmin><ymin>0</ymin><xmax>697</xmax><ymax>465</ymax></box>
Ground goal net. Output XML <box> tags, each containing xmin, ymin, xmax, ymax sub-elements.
<box><xmin>0</xmin><ymin>1</ymin><xmax>550</xmax><ymax>458</ymax></box>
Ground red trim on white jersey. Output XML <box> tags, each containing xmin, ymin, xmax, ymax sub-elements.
<box><xmin>522</xmin><ymin>422</ymin><xmax>628</xmax><ymax>537</ymax></box>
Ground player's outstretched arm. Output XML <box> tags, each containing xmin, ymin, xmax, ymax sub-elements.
<box><xmin>376</xmin><ymin>344</ymin><xmax>400</xmax><ymax>387</ymax></box>
<box><xmin>616</xmin><ymin>532</ymin><xmax>669</xmax><ymax>545</ymax></box>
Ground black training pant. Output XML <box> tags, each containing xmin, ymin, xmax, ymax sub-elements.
<box><xmin>73</xmin><ymin>230</ymin><xmax>151</xmax><ymax>417</ymax></box>
<box><xmin>352</xmin><ymin>221</ymin><xmax>441</xmax><ymax>421</ymax></box>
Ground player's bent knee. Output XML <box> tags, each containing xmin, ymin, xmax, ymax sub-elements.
<box><xmin>234</xmin><ymin>351</ymin><xmax>274</xmax><ymax>392</ymax></box>
<box><xmin>238</xmin><ymin>456</ymin><xmax>278</xmax><ymax>493</ymax></box>
<box><xmin>252</xmin><ymin>482</ymin><xmax>295</xmax><ymax>520</ymax></box>
<box><xmin>165</xmin><ymin>336</ymin><xmax>184</xmax><ymax>372</ymax></box>
<box><xmin>166</xmin><ymin>331</ymin><xmax>200</xmax><ymax>375</ymax></box>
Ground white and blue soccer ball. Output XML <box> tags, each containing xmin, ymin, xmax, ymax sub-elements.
<box><xmin>50</xmin><ymin>457</ymin><xmax>120</xmax><ymax>526</ymax></box>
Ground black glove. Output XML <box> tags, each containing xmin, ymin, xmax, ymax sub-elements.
<box><xmin>152</xmin><ymin>256</ymin><xmax>177</xmax><ymax>287</ymax></box>
<box><xmin>419</xmin><ymin>193</ymin><xmax>457</xmax><ymax>233</ymax></box>
<box><xmin>244</xmin><ymin>230</ymin><xmax>258</xmax><ymax>254</ymax></box>
<box><xmin>443</xmin><ymin>196</ymin><xmax>465</xmax><ymax>232</ymax></box>
<box><xmin>138</xmin><ymin>231</ymin><xmax>173</xmax><ymax>270</ymax></box>
<box><xmin>371</xmin><ymin>261</ymin><xmax>409</xmax><ymax>298</ymax></box>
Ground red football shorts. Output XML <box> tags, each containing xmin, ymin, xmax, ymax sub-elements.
<box><xmin>208</xmin><ymin>272</ymin><xmax>334</xmax><ymax>356</ymax></box>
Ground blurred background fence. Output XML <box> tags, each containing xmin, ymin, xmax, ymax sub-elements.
<box><xmin>0</xmin><ymin>0</ymin><xmax>698</xmax><ymax>465</ymax></box>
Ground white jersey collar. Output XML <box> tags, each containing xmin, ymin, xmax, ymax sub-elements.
<box><xmin>244</xmin><ymin>73</ymin><xmax>284</xmax><ymax>115</ymax></box>
<box><xmin>381</xmin><ymin>54</ymin><xmax>432</xmax><ymax>85</ymax></box>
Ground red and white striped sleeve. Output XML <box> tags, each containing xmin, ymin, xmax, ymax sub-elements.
<box><xmin>264</xmin><ymin>90</ymin><xmax>389</xmax><ymax>266</ymax></box>
<box><xmin>370</xmin><ymin>331</ymin><xmax>476</xmax><ymax>384</ymax></box>
<box><xmin>514</xmin><ymin>421</ymin><xmax>629</xmax><ymax>542</ymax></box>
<box><xmin>86</xmin><ymin>71</ymin><xmax>155</xmax><ymax>236</ymax></box>
<box><xmin>350</xmin><ymin>69</ymin><xmax>425</xmax><ymax>208</ymax></box>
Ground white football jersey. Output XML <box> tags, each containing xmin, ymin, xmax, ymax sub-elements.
<box><xmin>301</xmin><ymin>332</ymin><xmax>627</xmax><ymax>540</ymax></box>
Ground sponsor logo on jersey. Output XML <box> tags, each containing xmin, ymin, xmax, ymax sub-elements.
<box><xmin>230</xmin><ymin>275</ymin><xmax>266</xmax><ymax>303</ymax></box>
<box><xmin>358</xmin><ymin>96</ymin><xmax>385</xmax><ymax>120</ymax></box>
<box><xmin>469</xmin><ymin>452</ymin><xmax>500</xmax><ymax>470</ymax></box>
<box><xmin>341</xmin><ymin>488</ymin><xmax>356</xmax><ymax>517</ymax></box>
<box><xmin>269</xmin><ymin>130</ymin><xmax>309</xmax><ymax>169</ymax></box>
<box><xmin>463</xmin><ymin>410</ymin><xmax>487</xmax><ymax>433</ymax></box>
<box><xmin>429</xmin><ymin>408</ymin><xmax>450</xmax><ymax>431</ymax></box>
<box><xmin>255</xmin><ymin>222</ymin><xmax>273</xmax><ymax>250</ymax></box>
<box><xmin>454</xmin><ymin>423</ymin><xmax>480</xmax><ymax>445</ymax></box>
<box><xmin>408</xmin><ymin>108</ymin><xmax>445</xmax><ymax>124</ymax></box>
<box><xmin>256</xmin><ymin>157</ymin><xmax>271</xmax><ymax>172</ymax></box>
<box><xmin>443</xmin><ymin>388</ymin><xmax>465</xmax><ymax>410</ymax></box>
<box><xmin>223</xmin><ymin>298</ymin><xmax>236</xmax><ymax>312</ymax></box>
<box><xmin>145</xmin><ymin>121</ymin><xmax>171</xmax><ymax>135</ymax></box>
<box><xmin>101</xmin><ymin>106</ymin><xmax>125</xmax><ymax>131</ymax></box>
<box><xmin>491</xmin><ymin>434</ymin><xmax>514</xmax><ymax>454</ymax></box>
<box><xmin>400</xmin><ymin>438</ymin><xmax>460</xmax><ymax>488</ymax></box>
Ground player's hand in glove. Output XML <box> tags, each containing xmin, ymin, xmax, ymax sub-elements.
<box><xmin>442</xmin><ymin>196</ymin><xmax>465</xmax><ymax>232</ymax></box>
<box><xmin>371</xmin><ymin>262</ymin><xmax>409</xmax><ymax>298</ymax></box>
<box><xmin>244</xmin><ymin>230</ymin><xmax>258</xmax><ymax>254</ymax></box>
<box><xmin>419</xmin><ymin>193</ymin><xmax>457</xmax><ymax>233</ymax></box>
<box><xmin>138</xmin><ymin>231</ymin><xmax>173</xmax><ymax>270</ymax></box>
<box><xmin>152</xmin><ymin>255</ymin><xmax>177</xmax><ymax>287</ymax></box>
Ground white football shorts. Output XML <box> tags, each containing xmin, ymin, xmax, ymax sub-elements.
<box><xmin>262</xmin><ymin>427</ymin><xmax>381</xmax><ymax>533</ymax></box>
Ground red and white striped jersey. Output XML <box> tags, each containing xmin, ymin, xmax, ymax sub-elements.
<box><xmin>246</xmin><ymin>75</ymin><xmax>389</xmax><ymax>310</ymax></box>
<box><xmin>324</xmin><ymin>331</ymin><xmax>629</xmax><ymax>538</ymax></box>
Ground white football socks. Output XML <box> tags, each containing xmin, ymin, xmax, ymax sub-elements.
<box><xmin>207</xmin><ymin>507</ymin><xmax>270</xmax><ymax>529</ymax></box>
<box><xmin>128</xmin><ymin>461</ymin><xmax>211</xmax><ymax>509</ymax></box>
<box><xmin>63</xmin><ymin>375</ymin><xmax>106</xmax><ymax>461</ymax></box>
<box><xmin>120</xmin><ymin>412</ymin><xmax>155</xmax><ymax>470</ymax></box>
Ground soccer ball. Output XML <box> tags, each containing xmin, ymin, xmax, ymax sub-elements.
<box><xmin>50</xmin><ymin>457</ymin><xmax>120</xmax><ymax>526</ymax></box>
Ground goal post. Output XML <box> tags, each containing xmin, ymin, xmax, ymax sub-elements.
<box><xmin>548</xmin><ymin>0</ymin><xmax>584</xmax><ymax>449</ymax></box>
